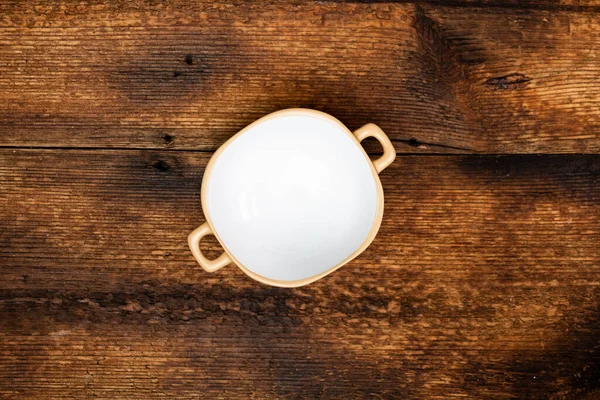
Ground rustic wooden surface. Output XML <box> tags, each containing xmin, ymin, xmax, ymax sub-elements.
<box><xmin>2</xmin><ymin>1</ymin><xmax>600</xmax><ymax>153</ymax></box>
<box><xmin>1</xmin><ymin>1</ymin><xmax>600</xmax><ymax>399</ymax></box>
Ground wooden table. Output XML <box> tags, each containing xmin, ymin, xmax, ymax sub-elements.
<box><xmin>1</xmin><ymin>1</ymin><xmax>599</xmax><ymax>398</ymax></box>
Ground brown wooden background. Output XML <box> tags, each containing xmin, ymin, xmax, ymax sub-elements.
<box><xmin>1</xmin><ymin>1</ymin><xmax>600</xmax><ymax>399</ymax></box>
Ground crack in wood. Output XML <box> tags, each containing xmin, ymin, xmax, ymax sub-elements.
<box><xmin>483</xmin><ymin>73</ymin><xmax>533</xmax><ymax>90</ymax></box>
<box><xmin>392</xmin><ymin>138</ymin><xmax>473</xmax><ymax>152</ymax></box>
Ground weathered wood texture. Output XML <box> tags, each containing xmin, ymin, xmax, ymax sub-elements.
<box><xmin>2</xmin><ymin>0</ymin><xmax>600</xmax><ymax>398</ymax></box>
<box><xmin>427</xmin><ymin>0</ymin><xmax>600</xmax><ymax>9</ymax></box>
<box><xmin>1</xmin><ymin>1</ymin><xmax>600</xmax><ymax>153</ymax></box>
<box><xmin>1</xmin><ymin>150</ymin><xmax>600</xmax><ymax>399</ymax></box>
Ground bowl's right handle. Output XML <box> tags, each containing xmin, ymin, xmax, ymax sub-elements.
<box><xmin>188</xmin><ymin>222</ymin><xmax>231</xmax><ymax>272</ymax></box>
<box><xmin>353</xmin><ymin>123</ymin><xmax>396</xmax><ymax>173</ymax></box>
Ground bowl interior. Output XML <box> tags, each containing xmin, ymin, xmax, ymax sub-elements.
<box><xmin>205</xmin><ymin>112</ymin><xmax>379</xmax><ymax>282</ymax></box>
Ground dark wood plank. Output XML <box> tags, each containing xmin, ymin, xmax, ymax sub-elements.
<box><xmin>1</xmin><ymin>149</ymin><xmax>599</xmax><ymax>399</ymax></box>
<box><xmin>1</xmin><ymin>1</ymin><xmax>599</xmax><ymax>153</ymax></box>
<box><xmin>420</xmin><ymin>5</ymin><xmax>600</xmax><ymax>153</ymax></box>
<box><xmin>419</xmin><ymin>1</ymin><xmax>600</xmax><ymax>11</ymax></box>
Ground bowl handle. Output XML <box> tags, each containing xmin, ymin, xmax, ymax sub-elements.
<box><xmin>188</xmin><ymin>222</ymin><xmax>232</xmax><ymax>272</ymax></box>
<box><xmin>353</xmin><ymin>123</ymin><xmax>396</xmax><ymax>173</ymax></box>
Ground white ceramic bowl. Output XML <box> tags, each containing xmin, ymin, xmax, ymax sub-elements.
<box><xmin>189</xmin><ymin>109</ymin><xmax>395</xmax><ymax>287</ymax></box>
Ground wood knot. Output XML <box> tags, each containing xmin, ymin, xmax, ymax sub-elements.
<box><xmin>162</xmin><ymin>134</ymin><xmax>175</xmax><ymax>147</ymax></box>
<box><xmin>152</xmin><ymin>160</ymin><xmax>170</xmax><ymax>172</ymax></box>
<box><xmin>408</xmin><ymin>138</ymin><xmax>421</xmax><ymax>147</ymax></box>
<box><xmin>483</xmin><ymin>73</ymin><xmax>532</xmax><ymax>90</ymax></box>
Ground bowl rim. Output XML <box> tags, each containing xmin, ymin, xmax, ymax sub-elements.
<box><xmin>200</xmin><ymin>108</ymin><xmax>385</xmax><ymax>287</ymax></box>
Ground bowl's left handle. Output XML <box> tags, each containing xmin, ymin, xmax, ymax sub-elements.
<box><xmin>188</xmin><ymin>222</ymin><xmax>232</xmax><ymax>272</ymax></box>
<box><xmin>353</xmin><ymin>123</ymin><xmax>396</xmax><ymax>173</ymax></box>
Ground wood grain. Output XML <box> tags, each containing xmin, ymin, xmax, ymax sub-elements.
<box><xmin>1</xmin><ymin>149</ymin><xmax>599</xmax><ymax>399</ymax></box>
<box><xmin>2</xmin><ymin>0</ymin><xmax>600</xmax><ymax>398</ymax></box>
<box><xmin>1</xmin><ymin>1</ymin><xmax>600</xmax><ymax>153</ymax></box>
<box><xmin>419</xmin><ymin>0</ymin><xmax>600</xmax><ymax>10</ymax></box>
